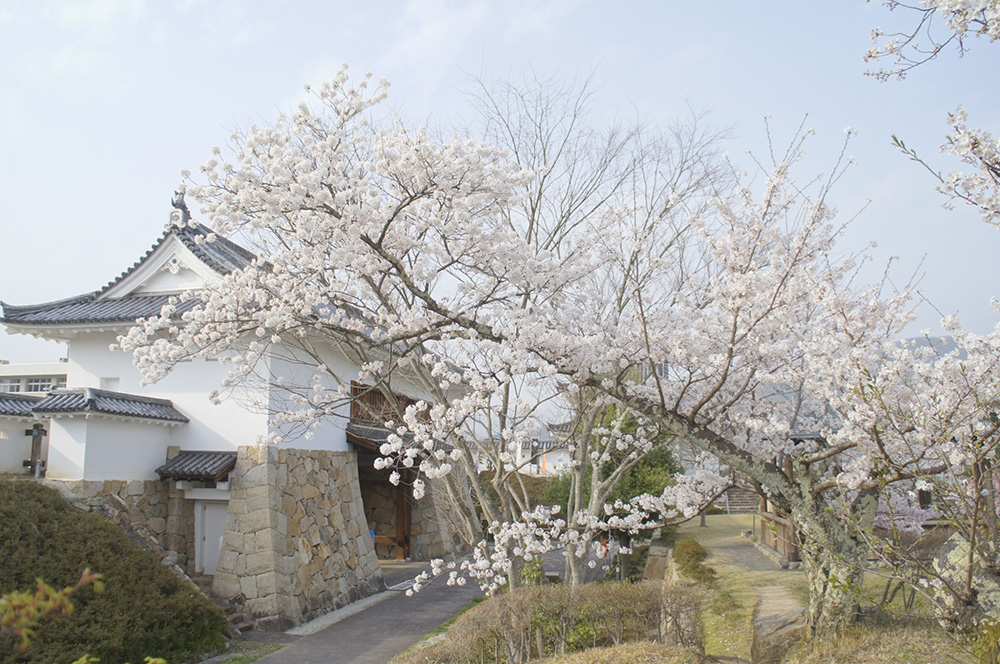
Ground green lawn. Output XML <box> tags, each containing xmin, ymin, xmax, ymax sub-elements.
<box><xmin>674</xmin><ymin>514</ymin><xmax>970</xmax><ymax>663</ymax></box>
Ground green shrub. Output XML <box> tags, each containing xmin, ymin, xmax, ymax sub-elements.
<box><xmin>671</xmin><ymin>537</ymin><xmax>716</xmax><ymax>584</ymax></box>
<box><xmin>0</xmin><ymin>480</ymin><xmax>227</xmax><ymax>664</ymax></box>
<box><xmin>974</xmin><ymin>620</ymin><xmax>1000</xmax><ymax>664</ymax></box>
<box><xmin>671</xmin><ymin>537</ymin><xmax>707</xmax><ymax>568</ymax></box>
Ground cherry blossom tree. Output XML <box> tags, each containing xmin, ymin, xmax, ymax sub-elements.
<box><xmin>852</xmin><ymin>2</ymin><xmax>1000</xmax><ymax>635</ymax></box>
<box><xmin>120</xmin><ymin>69</ymin><xmax>732</xmax><ymax>592</ymax></box>
<box><xmin>120</xmin><ymin>66</ymin><xmax>963</xmax><ymax>637</ymax></box>
<box><xmin>866</xmin><ymin>1</ymin><xmax>1000</xmax><ymax>230</ymax></box>
<box><xmin>460</xmin><ymin>75</ymin><xmax>734</xmax><ymax>586</ymax></box>
<box><xmin>893</xmin><ymin>107</ymin><xmax>1000</xmax><ymax>229</ymax></box>
<box><xmin>840</xmin><ymin>325</ymin><xmax>1000</xmax><ymax>633</ymax></box>
<box><xmin>865</xmin><ymin>0</ymin><xmax>1000</xmax><ymax>81</ymax></box>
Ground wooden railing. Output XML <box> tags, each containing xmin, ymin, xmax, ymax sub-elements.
<box><xmin>759</xmin><ymin>511</ymin><xmax>800</xmax><ymax>562</ymax></box>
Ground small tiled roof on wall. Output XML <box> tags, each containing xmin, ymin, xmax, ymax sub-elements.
<box><xmin>0</xmin><ymin>393</ymin><xmax>42</xmax><ymax>418</ymax></box>
<box><xmin>32</xmin><ymin>388</ymin><xmax>189</xmax><ymax>423</ymax></box>
<box><xmin>155</xmin><ymin>450</ymin><xmax>237</xmax><ymax>482</ymax></box>
<box><xmin>0</xmin><ymin>222</ymin><xmax>255</xmax><ymax>327</ymax></box>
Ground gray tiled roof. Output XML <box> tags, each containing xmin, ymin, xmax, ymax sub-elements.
<box><xmin>1</xmin><ymin>222</ymin><xmax>255</xmax><ymax>327</ymax></box>
<box><xmin>0</xmin><ymin>393</ymin><xmax>42</xmax><ymax>418</ymax></box>
<box><xmin>156</xmin><ymin>450</ymin><xmax>237</xmax><ymax>481</ymax></box>
<box><xmin>99</xmin><ymin>222</ymin><xmax>255</xmax><ymax>293</ymax></box>
<box><xmin>32</xmin><ymin>388</ymin><xmax>188</xmax><ymax>423</ymax></box>
<box><xmin>0</xmin><ymin>294</ymin><xmax>204</xmax><ymax>326</ymax></box>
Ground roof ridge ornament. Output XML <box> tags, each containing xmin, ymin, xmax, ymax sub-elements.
<box><xmin>169</xmin><ymin>190</ymin><xmax>191</xmax><ymax>228</ymax></box>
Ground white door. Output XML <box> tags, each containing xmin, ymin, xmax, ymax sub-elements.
<box><xmin>195</xmin><ymin>500</ymin><xmax>229</xmax><ymax>575</ymax></box>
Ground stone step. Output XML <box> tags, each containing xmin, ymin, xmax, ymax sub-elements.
<box><xmin>724</xmin><ymin>488</ymin><xmax>760</xmax><ymax>514</ymax></box>
<box><xmin>751</xmin><ymin>586</ymin><xmax>806</xmax><ymax>664</ymax></box>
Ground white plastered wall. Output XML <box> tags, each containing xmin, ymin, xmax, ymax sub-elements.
<box><xmin>82</xmin><ymin>418</ymin><xmax>175</xmax><ymax>480</ymax></box>
<box><xmin>45</xmin><ymin>417</ymin><xmax>88</xmax><ymax>479</ymax></box>
<box><xmin>266</xmin><ymin>343</ymin><xmax>358</xmax><ymax>451</ymax></box>
<box><xmin>67</xmin><ymin>332</ymin><xmax>269</xmax><ymax>451</ymax></box>
<box><xmin>43</xmin><ymin>415</ymin><xmax>177</xmax><ymax>481</ymax></box>
<box><xmin>265</xmin><ymin>341</ymin><xmax>435</xmax><ymax>452</ymax></box>
<box><xmin>0</xmin><ymin>417</ymin><xmax>43</xmax><ymax>474</ymax></box>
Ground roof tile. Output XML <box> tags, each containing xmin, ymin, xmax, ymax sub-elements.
<box><xmin>0</xmin><ymin>393</ymin><xmax>42</xmax><ymax>418</ymax></box>
<box><xmin>156</xmin><ymin>450</ymin><xmax>237</xmax><ymax>481</ymax></box>
<box><xmin>32</xmin><ymin>388</ymin><xmax>188</xmax><ymax>423</ymax></box>
<box><xmin>1</xmin><ymin>222</ymin><xmax>254</xmax><ymax>327</ymax></box>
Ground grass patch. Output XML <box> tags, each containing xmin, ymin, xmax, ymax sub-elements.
<box><xmin>783</xmin><ymin>623</ymin><xmax>969</xmax><ymax>663</ymax></box>
<box><xmin>0</xmin><ymin>479</ymin><xmax>228</xmax><ymax>664</ymax></box>
<box><xmin>676</xmin><ymin>514</ymin><xmax>971</xmax><ymax>663</ymax></box>
<box><xmin>535</xmin><ymin>641</ymin><xmax>702</xmax><ymax>663</ymax></box>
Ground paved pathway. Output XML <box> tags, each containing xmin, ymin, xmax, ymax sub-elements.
<box><xmin>229</xmin><ymin>548</ymin><xmax>609</xmax><ymax>664</ymax></box>
<box><xmin>247</xmin><ymin>561</ymin><xmax>480</xmax><ymax>664</ymax></box>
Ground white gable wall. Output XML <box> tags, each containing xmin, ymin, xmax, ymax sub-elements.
<box><xmin>100</xmin><ymin>235</ymin><xmax>219</xmax><ymax>299</ymax></box>
<box><xmin>68</xmin><ymin>332</ymin><xmax>269</xmax><ymax>452</ymax></box>
<box><xmin>266</xmin><ymin>344</ymin><xmax>358</xmax><ymax>451</ymax></box>
<box><xmin>131</xmin><ymin>264</ymin><xmax>205</xmax><ymax>294</ymax></box>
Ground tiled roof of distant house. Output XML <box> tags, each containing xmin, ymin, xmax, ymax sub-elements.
<box><xmin>32</xmin><ymin>388</ymin><xmax>188</xmax><ymax>423</ymax></box>
<box><xmin>0</xmin><ymin>222</ymin><xmax>254</xmax><ymax>327</ymax></box>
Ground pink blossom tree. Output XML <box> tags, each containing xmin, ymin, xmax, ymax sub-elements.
<box><xmin>855</xmin><ymin>1</ymin><xmax>1000</xmax><ymax>635</ymax></box>
<box><xmin>119</xmin><ymin>68</ymin><xmax>971</xmax><ymax>637</ymax></box>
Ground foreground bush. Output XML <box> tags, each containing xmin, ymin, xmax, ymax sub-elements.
<box><xmin>0</xmin><ymin>480</ymin><xmax>227</xmax><ymax>664</ymax></box>
<box><xmin>397</xmin><ymin>581</ymin><xmax>702</xmax><ymax>663</ymax></box>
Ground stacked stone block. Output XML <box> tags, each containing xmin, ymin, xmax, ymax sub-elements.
<box><xmin>212</xmin><ymin>446</ymin><xmax>384</xmax><ymax>630</ymax></box>
<box><xmin>409</xmin><ymin>478</ymin><xmax>467</xmax><ymax>561</ymax></box>
<box><xmin>42</xmin><ymin>478</ymin><xmax>195</xmax><ymax>570</ymax></box>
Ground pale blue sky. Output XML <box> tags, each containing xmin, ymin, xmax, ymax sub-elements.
<box><xmin>1</xmin><ymin>0</ymin><xmax>997</xmax><ymax>363</ymax></box>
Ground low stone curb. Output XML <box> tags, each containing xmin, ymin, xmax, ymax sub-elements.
<box><xmin>286</xmin><ymin>589</ymin><xmax>398</xmax><ymax>636</ymax></box>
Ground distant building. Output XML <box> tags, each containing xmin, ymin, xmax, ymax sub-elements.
<box><xmin>0</xmin><ymin>360</ymin><xmax>68</xmax><ymax>393</ymax></box>
<box><xmin>513</xmin><ymin>421</ymin><xmax>573</xmax><ymax>476</ymax></box>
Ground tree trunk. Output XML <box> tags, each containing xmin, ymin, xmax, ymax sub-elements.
<box><xmin>564</xmin><ymin>540</ymin><xmax>584</xmax><ymax>585</ymax></box>
<box><xmin>796</xmin><ymin>513</ymin><xmax>868</xmax><ymax>636</ymax></box>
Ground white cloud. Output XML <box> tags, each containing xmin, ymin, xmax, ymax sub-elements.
<box><xmin>376</xmin><ymin>0</ymin><xmax>491</xmax><ymax>81</ymax></box>
<box><xmin>45</xmin><ymin>0</ymin><xmax>145</xmax><ymax>34</ymax></box>
<box><xmin>499</xmin><ymin>0</ymin><xmax>582</xmax><ymax>38</ymax></box>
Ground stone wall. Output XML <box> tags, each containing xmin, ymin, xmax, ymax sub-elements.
<box><xmin>42</xmin><ymin>478</ymin><xmax>195</xmax><ymax>570</ymax></box>
<box><xmin>212</xmin><ymin>446</ymin><xmax>383</xmax><ymax>630</ymax></box>
<box><xmin>409</xmin><ymin>477</ymin><xmax>468</xmax><ymax>561</ymax></box>
<box><xmin>361</xmin><ymin>480</ymin><xmax>401</xmax><ymax>559</ymax></box>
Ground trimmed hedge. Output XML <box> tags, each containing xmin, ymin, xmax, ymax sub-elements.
<box><xmin>0</xmin><ymin>480</ymin><xmax>227</xmax><ymax>664</ymax></box>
